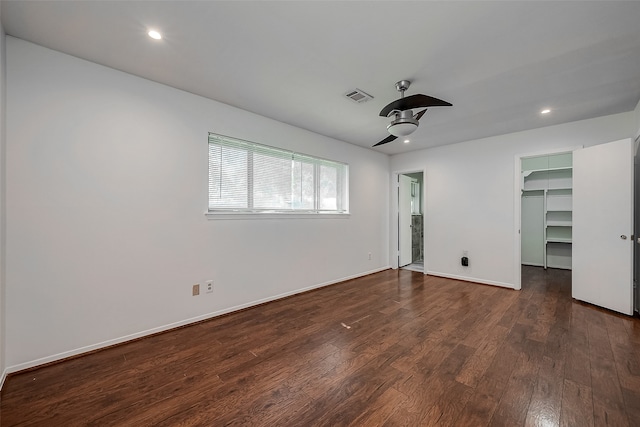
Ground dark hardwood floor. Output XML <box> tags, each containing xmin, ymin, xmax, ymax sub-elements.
<box><xmin>2</xmin><ymin>266</ymin><xmax>640</xmax><ymax>426</ymax></box>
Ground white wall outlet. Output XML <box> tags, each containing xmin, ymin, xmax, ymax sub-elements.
<box><xmin>206</xmin><ymin>280</ymin><xmax>214</xmax><ymax>294</ymax></box>
<box><xmin>368</xmin><ymin>252</ymin><xmax>372</xmax><ymax>260</ymax></box>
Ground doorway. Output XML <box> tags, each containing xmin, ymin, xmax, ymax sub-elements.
<box><xmin>398</xmin><ymin>171</ymin><xmax>424</xmax><ymax>272</ymax></box>
<box><xmin>515</xmin><ymin>148</ymin><xmax>576</xmax><ymax>290</ymax></box>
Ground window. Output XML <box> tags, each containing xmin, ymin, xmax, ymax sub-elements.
<box><xmin>208</xmin><ymin>133</ymin><xmax>349</xmax><ymax>215</ymax></box>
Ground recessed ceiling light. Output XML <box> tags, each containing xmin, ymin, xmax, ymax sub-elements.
<box><xmin>540</xmin><ymin>108</ymin><xmax>551</xmax><ymax>114</ymax></box>
<box><xmin>148</xmin><ymin>30</ymin><xmax>162</xmax><ymax>40</ymax></box>
<box><xmin>404</xmin><ymin>139</ymin><xmax>410</xmax><ymax>144</ymax></box>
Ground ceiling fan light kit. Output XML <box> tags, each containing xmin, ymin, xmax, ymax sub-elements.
<box><xmin>374</xmin><ymin>80</ymin><xmax>452</xmax><ymax>147</ymax></box>
<box><xmin>387</xmin><ymin>110</ymin><xmax>419</xmax><ymax>137</ymax></box>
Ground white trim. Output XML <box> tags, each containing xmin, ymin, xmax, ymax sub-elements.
<box><xmin>402</xmin><ymin>264</ymin><xmax>424</xmax><ymax>273</ymax></box>
<box><xmin>426</xmin><ymin>270</ymin><xmax>516</xmax><ymax>290</ymax></box>
<box><xmin>522</xmin><ymin>262</ymin><xmax>545</xmax><ymax>268</ymax></box>
<box><xmin>517</xmin><ymin>146</ymin><xmax>582</xmax><ymax>160</ymax></box>
<box><xmin>0</xmin><ymin>368</ymin><xmax>7</xmax><ymax>390</ymax></box>
<box><xmin>513</xmin><ymin>154</ymin><xmax>522</xmax><ymax>289</ymax></box>
<box><xmin>4</xmin><ymin>266</ymin><xmax>390</xmax><ymax>375</ymax></box>
<box><xmin>205</xmin><ymin>211</ymin><xmax>350</xmax><ymax>220</ymax></box>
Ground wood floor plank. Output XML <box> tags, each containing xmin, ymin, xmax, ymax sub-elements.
<box><xmin>385</xmin><ymin>373</ymin><xmax>473</xmax><ymax>427</ymax></box>
<box><xmin>2</xmin><ymin>266</ymin><xmax>640</xmax><ymax>426</ymax></box>
<box><xmin>455</xmin><ymin>376</ymin><xmax>506</xmax><ymax>426</ymax></box>
<box><xmin>347</xmin><ymin>386</ymin><xmax>408</xmax><ymax>426</ymax></box>
<box><xmin>587</xmin><ymin>316</ymin><xmax>630</xmax><ymax>426</ymax></box>
<box><xmin>604</xmin><ymin>315</ymin><xmax>640</xmax><ymax>392</ymax></box>
<box><xmin>621</xmin><ymin>386</ymin><xmax>640</xmax><ymax>426</ymax></box>
<box><xmin>564</xmin><ymin>304</ymin><xmax>592</xmax><ymax>388</ymax></box>
<box><xmin>527</xmin><ymin>290</ymin><xmax>559</xmax><ymax>343</ymax></box>
<box><xmin>560</xmin><ymin>378</ymin><xmax>594</xmax><ymax>427</ymax></box>
<box><xmin>483</xmin><ymin>339</ymin><xmax>519</xmax><ymax>384</ymax></box>
<box><xmin>462</xmin><ymin>292</ymin><xmax>516</xmax><ymax>349</ymax></box>
<box><xmin>543</xmin><ymin>316</ymin><xmax>570</xmax><ymax>362</ymax></box>
<box><xmin>455</xmin><ymin>325</ymin><xmax>510</xmax><ymax>388</ymax></box>
<box><xmin>524</xmin><ymin>355</ymin><xmax>564</xmax><ymax>427</ymax></box>
<box><xmin>489</xmin><ymin>338</ymin><xmax>545</xmax><ymax>426</ymax></box>
<box><xmin>289</xmin><ymin>347</ymin><xmax>406</xmax><ymax>426</ymax></box>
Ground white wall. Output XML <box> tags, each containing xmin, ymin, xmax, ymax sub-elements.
<box><xmin>390</xmin><ymin>112</ymin><xmax>635</xmax><ymax>288</ymax></box>
<box><xmin>0</xmin><ymin>6</ymin><xmax>7</xmax><ymax>386</ymax></box>
<box><xmin>5</xmin><ymin>37</ymin><xmax>390</xmax><ymax>370</ymax></box>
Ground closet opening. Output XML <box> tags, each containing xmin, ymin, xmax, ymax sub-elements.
<box><xmin>519</xmin><ymin>151</ymin><xmax>573</xmax><ymax>289</ymax></box>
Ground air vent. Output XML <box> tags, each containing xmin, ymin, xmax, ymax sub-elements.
<box><xmin>345</xmin><ymin>88</ymin><xmax>374</xmax><ymax>103</ymax></box>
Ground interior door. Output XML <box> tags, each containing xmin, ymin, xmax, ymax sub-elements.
<box><xmin>399</xmin><ymin>174</ymin><xmax>412</xmax><ymax>267</ymax></box>
<box><xmin>573</xmin><ymin>138</ymin><xmax>634</xmax><ymax>315</ymax></box>
<box><xmin>635</xmin><ymin>148</ymin><xmax>640</xmax><ymax>313</ymax></box>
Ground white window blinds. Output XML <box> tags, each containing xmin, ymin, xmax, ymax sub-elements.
<box><xmin>208</xmin><ymin>133</ymin><xmax>348</xmax><ymax>214</ymax></box>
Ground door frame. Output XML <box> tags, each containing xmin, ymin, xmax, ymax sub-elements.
<box><xmin>513</xmin><ymin>146</ymin><xmax>582</xmax><ymax>290</ymax></box>
<box><xmin>392</xmin><ymin>168</ymin><xmax>426</xmax><ymax>271</ymax></box>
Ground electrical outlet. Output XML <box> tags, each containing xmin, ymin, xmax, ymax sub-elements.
<box><xmin>192</xmin><ymin>284</ymin><xmax>200</xmax><ymax>296</ymax></box>
<box><xmin>368</xmin><ymin>252</ymin><xmax>372</xmax><ymax>260</ymax></box>
<box><xmin>206</xmin><ymin>280</ymin><xmax>213</xmax><ymax>293</ymax></box>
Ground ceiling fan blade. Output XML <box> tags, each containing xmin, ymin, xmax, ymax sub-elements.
<box><xmin>379</xmin><ymin>94</ymin><xmax>452</xmax><ymax>117</ymax></box>
<box><xmin>373</xmin><ymin>134</ymin><xmax>398</xmax><ymax>147</ymax></box>
<box><xmin>414</xmin><ymin>108</ymin><xmax>428</xmax><ymax>121</ymax></box>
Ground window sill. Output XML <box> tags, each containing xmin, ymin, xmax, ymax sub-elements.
<box><xmin>205</xmin><ymin>211</ymin><xmax>350</xmax><ymax>220</ymax></box>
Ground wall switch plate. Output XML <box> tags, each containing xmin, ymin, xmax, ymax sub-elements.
<box><xmin>206</xmin><ymin>280</ymin><xmax>213</xmax><ymax>293</ymax></box>
<box><xmin>192</xmin><ymin>284</ymin><xmax>200</xmax><ymax>296</ymax></box>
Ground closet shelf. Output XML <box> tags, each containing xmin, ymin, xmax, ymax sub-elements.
<box><xmin>546</xmin><ymin>221</ymin><xmax>572</xmax><ymax>227</ymax></box>
<box><xmin>521</xmin><ymin>152</ymin><xmax>573</xmax><ymax>270</ymax></box>
<box><xmin>546</xmin><ymin>238</ymin><xmax>572</xmax><ymax>243</ymax></box>
<box><xmin>522</xmin><ymin>166</ymin><xmax>572</xmax><ymax>178</ymax></box>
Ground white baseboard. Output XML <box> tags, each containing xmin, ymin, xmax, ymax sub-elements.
<box><xmin>546</xmin><ymin>264</ymin><xmax>572</xmax><ymax>270</ymax></box>
<box><xmin>522</xmin><ymin>262</ymin><xmax>545</xmax><ymax>267</ymax></box>
<box><xmin>0</xmin><ymin>367</ymin><xmax>8</xmax><ymax>390</ymax></box>
<box><xmin>5</xmin><ymin>266</ymin><xmax>391</xmax><ymax>376</ymax></box>
<box><xmin>426</xmin><ymin>270</ymin><xmax>516</xmax><ymax>290</ymax></box>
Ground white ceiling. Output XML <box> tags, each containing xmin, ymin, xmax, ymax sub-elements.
<box><xmin>3</xmin><ymin>1</ymin><xmax>640</xmax><ymax>155</ymax></box>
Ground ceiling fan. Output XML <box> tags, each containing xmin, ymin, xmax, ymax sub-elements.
<box><xmin>373</xmin><ymin>80</ymin><xmax>452</xmax><ymax>147</ymax></box>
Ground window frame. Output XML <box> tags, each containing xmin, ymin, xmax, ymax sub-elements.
<box><xmin>206</xmin><ymin>133</ymin><xmax>349</xmax><ymax>219</ymax></box>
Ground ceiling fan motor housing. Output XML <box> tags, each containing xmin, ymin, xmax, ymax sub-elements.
<box><xmin>395</xmin><ymin>80</ymin><xmax>411</xmax><ymax>92</ymax></box>
<box><xmin>387</xmin><ymin>109</ymin><xmax>419</xmax><ymax>137</ymax></box>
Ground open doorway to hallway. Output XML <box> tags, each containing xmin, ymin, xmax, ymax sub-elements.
<box><xmin>399</xmin><ymin>171</ymin><xmax>424</xmax><ymax>272</ymax></box>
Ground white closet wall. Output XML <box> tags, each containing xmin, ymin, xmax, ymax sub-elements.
<box><xmin>521</xmin><ymin>153</ymin><xmax>573</xmax><ymax>269</ymax></box>
<box><xmin>521</xmin><ymin>191</ymin><xmax>544</xmax><ymax>266</ymax></box>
